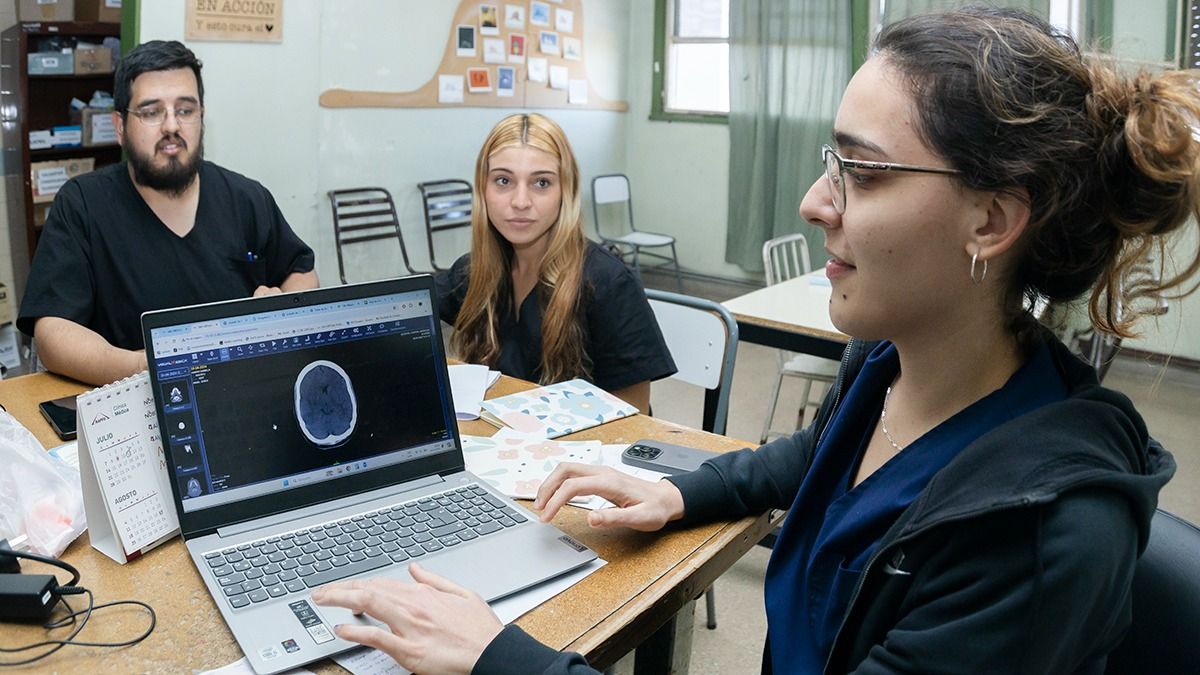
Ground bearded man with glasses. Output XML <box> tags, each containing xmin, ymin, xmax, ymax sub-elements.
<box><xmin>18</xmin><ymin>40</ymin><xmax>318</xmax><ymax>386</ymax></box>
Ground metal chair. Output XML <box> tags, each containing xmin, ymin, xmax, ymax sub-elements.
<box><xmin>1104</xmin><ymin>509</ymin><xmax>1200</xmax><ymax>673</ymax></box>
<box><xmin>593</xmin><ymin>174</ymin><xmax>683</xmax><ymax>291</ymax></box>
<box><xmin>759</xmin><ymin>233</ymin><xmax>840</xmax><ymax>443</ymax></box>
<box><xmin>645</xmin><ymin>288</ymin><xmax>738</xmax><ymax>630</ymax></box>
<box><xmin>327</xmin><ymin>187</ymin><xmax>424</xmax><ymax>285</ymax></box>
<box><xmin>417</xmin><ymin>179</ymin><xmax>474</xmax><ymax>271</ymax></box>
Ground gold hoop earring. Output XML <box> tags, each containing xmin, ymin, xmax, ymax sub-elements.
<box><xmin>970</xmin><ymin>252</ymin><xmax>988</xmax><ymax>284</ymax></box>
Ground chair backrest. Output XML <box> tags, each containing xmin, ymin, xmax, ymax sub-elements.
<box><xmin>1104</xmin><ymin>509</ymin><xmax>1200</xmax><ymax>673</ymax></box>
<box><xmin>645</xmin><ymin>289</ymin><xmax>738</xmax><ymax>435</ymax></box>
<box><xmin>591</xmin><ymin>174</ymin><xmax>636</xmax><ymax>241</ymax></box>
<box><xmin>327</xmin><ymin>187</ymin><xmax>419</xmax><ymax>285</ymax></box>
<box><xmin>417</xmin><ymin>179</ymin><xmax>473</xmax><ymax>271</ymax></box>
<box><xmin>762</xmin><ymin>233</ymin><xmax>813</xmax><ymax>286</ymax></box>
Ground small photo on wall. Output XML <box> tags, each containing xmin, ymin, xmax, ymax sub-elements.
<box><xmin>468</xmin><ymin>67</ymin><xmax>493</xmax><ymax>93</ymax></box>
<box><xmin>539</xmin><ymin>30</ymin><xmax>560</xmax><ymax>56</ymax></box>
<box><xmin>530</xmin><ymin>1</ymin><xmax>551</xmax><ymax>27</ymax></box>
<box><xmin>498</xmin><ymin>66</ymin><xmax>516</xmax><ymax>97</ymax></box>
<box><xmin>505</xmin><ymin>4</ymin><xmax>525</xmax><ymax>29</ymax></box>
<box><xmin>439</xmin><ymin>74</ymin><xmax>465</xmax><ymax>104</ymax></box>
<box><xmin>528</xmin><ymin>57</ymin><xmax>548</xmax><ymax>82</ymax></box>
<box><xmin>555</xmin><ymin>8</ymin><xmax>574</xmax><ymax>33</ymax></box>
<box><xmin>483</xmin><ymin>37</ymin><xmax>506</xmax><ymax>64</ymax></box>
<box><xmin>509</xmin><ymin>34</ymin><xmax>527</xmax><ymax>63</ymax></box>
<box><xmin>480</xmin><ymin>4</ymin><xmax>500</xmax><ymax>36</ymax></box>
<box><xmin>456</xmin><ymin>25</ymin><xmax>477</xmax><ymax>57</ymax></box>
<box><xmin>563</xmin><ymin>36</ymin><xmax>581</xmax><ymax>61</ymax></box>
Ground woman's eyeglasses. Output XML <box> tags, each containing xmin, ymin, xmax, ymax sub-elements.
<box><xmin>821</xmin><ymin>144</ymin><xmax>960</xmax><ymax>214</ymax></box>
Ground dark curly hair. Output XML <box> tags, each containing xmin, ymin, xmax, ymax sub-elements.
<box><xmin>114</xmin><ymin>40</ymin><xmax>204</xmax><ymax>116</ymax></box>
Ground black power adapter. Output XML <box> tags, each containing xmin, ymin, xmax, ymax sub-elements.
<box><xmin>0</xmin><ymin>573</ymin><xmax>60</xmax><ymax>622</ymax></box>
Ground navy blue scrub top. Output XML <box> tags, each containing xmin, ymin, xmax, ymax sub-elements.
<box><xmin>763</xmin><ymin>341</ymin><xmax>1068</xmax><ymax>672</ymax></box>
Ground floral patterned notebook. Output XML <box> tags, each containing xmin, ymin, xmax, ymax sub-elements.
<box><xmin>462</xmin><ymin>431</ymin><xmax>603</xmax><ymax>500</ymax></box>
<box><xmin>479</xmin><ymin>378</ymin><xmax>639</xmax><ymax>438</ymax></box>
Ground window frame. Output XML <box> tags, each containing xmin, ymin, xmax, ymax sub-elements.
<box><xmin>650</xmin><ymin>0</ymin><xmax>730</xmax><ymax>124</ymax></box>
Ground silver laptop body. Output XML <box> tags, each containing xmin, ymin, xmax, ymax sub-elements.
<box><xmin>143</xmin><ymin>276</ymin><xmax>596</xmax><ymax>674</ymax></box>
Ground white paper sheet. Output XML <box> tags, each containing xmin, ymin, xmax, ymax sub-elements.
<box><xmin>549</xmin><ymin>65</ymin><xmax>569</xmax><ymax>90</ymax></box>
<box><xmin>448</xmin><ymin>363</ymin><xmax>490</xmax><ymax>419</ymax></box>
<box><xmin>568</xmin><ymin>79</ymin><xmax>588</xmax><ymax>104</ymax></box>
<box><xmin>438</xmin><ymin>75</ymin><xmax>464</xmax><ymax>103</ymax></box>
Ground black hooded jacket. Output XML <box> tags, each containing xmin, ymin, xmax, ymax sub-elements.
<box><xmin>473</xmin><ymin>335</ymin><xmax>1175</xmax><ymax>674</ymax></box>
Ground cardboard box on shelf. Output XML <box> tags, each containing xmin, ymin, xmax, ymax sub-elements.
<box><xmin>0</xmin><ymin>284</ymin><xmax>11</xmax><ymax>326</ymax></box>
<box><xmin>28</xmin><ymin>50</ymin><xmax>74</xmax><ymax>75</ymax></box>
<box><xmin>17</xmin><ymin>0</ymin><xmax>74</xmax><ymax>23</ymax></box>
<box><xmin>34</xmin><ymin>203</ymin><xmax>53</xmax><ymax>228</ymax></box>
<box><xmin>51</xmin><ymin>125</ymin><xmax>82</xmax><ymax>147</ymax></box>
<box><xmin>76</xmin><ymin>0</ymin><xmax>121</xmax><ymax>24</ymax></box>
<box><xmin>29</xmin><ymin>130</ymin><xmax>53</xmax><ymax>150</ymax></box>
<box><xmin>74</xmin><ymin>46</ymin><xmax>113</xmax><ymax>74</ymax></box>
<box><xmin>31</xmin><ymin>157</ymin><xmax>94</xmax><ymax>203</ymax></box>
<box><xmin>82</xmin><ymin>108</ymin><xmax>117</xmax><ymax>146</ymax></box>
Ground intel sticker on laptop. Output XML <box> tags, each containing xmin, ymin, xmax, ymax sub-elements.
<box><xmin>288</xmin><ymin>599</ymin><xmax>335</xmax><ymax>644</ymax></box>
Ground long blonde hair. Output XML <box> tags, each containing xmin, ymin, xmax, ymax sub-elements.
<box><xmin>451</xmin><ymin>113</ymin><xmax>590</xmax><ymax>384</ymax></box>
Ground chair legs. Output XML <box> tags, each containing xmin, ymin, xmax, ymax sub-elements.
<box><xmin>705</xmin><ymin>586</ymin><xmax>717</xmax><ymax>629</ymax></box>
<box><xmin>759</xmin><ymin>367</ymin><xmax>787</xmax><ymax>444</ymax></box>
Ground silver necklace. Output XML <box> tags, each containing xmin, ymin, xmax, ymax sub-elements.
<box><xmin>880</xmin><ymin>385</ymin><xmax>904</xmax><ymax>452</ymax></box>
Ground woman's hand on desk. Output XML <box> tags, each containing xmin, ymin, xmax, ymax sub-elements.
<box><xmin>534</xmin><ymin>463</ymin><xmax>685</xmax><ymax>531</ymax></box>
<box><xmin>311</xmin><ymin>562</ymin><xmax>502</xmax><ymax>675</ymax></box>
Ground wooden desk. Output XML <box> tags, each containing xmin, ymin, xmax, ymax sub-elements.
<box><xmin>722</xmin><ymin>271</ymin><xmax>848</xmax><ymax>360</ymax></box>
<box><xmin>0</xmin><ymin>373</ymin><xmax>772</xmax><ymax>673</ymax></box>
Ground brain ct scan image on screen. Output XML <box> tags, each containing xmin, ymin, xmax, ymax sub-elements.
<box><xmin>294</xmin><ymin>360</ymin><xmax>358</xmax><ymax>447</ymax></box>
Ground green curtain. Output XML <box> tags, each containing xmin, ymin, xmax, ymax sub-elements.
<box><xmin>725</xmin><ymin>1</ymin><xmax>852</xmax><ymax>276</ymax></box>
<box><xmin>880</xmin><ymin>0</ymin><xmax>1050</xmax><ymax>25</ymax></box>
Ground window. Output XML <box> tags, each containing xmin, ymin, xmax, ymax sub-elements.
<box><xmin>652</xmin><ymin>0</ymin><xmax>730</xmax><ymax>121</ymax></box>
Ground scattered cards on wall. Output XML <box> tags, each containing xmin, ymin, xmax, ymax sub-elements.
<box><xmin>480</xmin><ymin>4</ymin><xmax>500</xmax><ymax>36</ymax></box>
<box><xmin>498</xmin><ymin>66</ymin><xmax>516</xmax><ymax>97</ymax></box>
<box><xmin>549</xmin><ymin>64</ymin><xmax>568</xmax><ymax>90</ymax></box>
<box><xmin>568</xmin><ymin>79</ymin><xmax>588</xmax><ymax>104</ymax></box>
<box><xmin>528</xmin><ymin>57</ymin><xmax>548</xmax><ymax>82</ymax></box>
<box><xmin>530</xmin><ymin>1</ymin><xmax>551</xmax><ymax>26</ymax></box>
<box><xmin>540</xmin><ymin>30</ymin><xmax>560</xmax><ymax>55</ymax></box>
<box><xmin>457</xmin><ymin>25</ymin><xmax>477</xmax><ymax>57</ymax></box>
<box><xmin>505</xmin><ymin>3</ymin><xmax>525</xmax><ymax>29</ymax></box>
<box><xmin>439</xmin><ymin>74</ymin><xmax>465</xmax><ymax>103</ymax></box>
<box><xmin>509</xmin><ymin>33</ymin><xmax>527</xmax><ymax>63</ymax></box>
<box><xmin>483</xmin><ymin>37</ymin><xmax>506</xmax><ymax>64</ymax></box>
<box><xmin>563</xmin><ymin>36</ymin><xmax>581</xmax><ymax>61</ymax></box>
<box><xmin>556</xmin><ymin>8</ymin><xmax>574</xmax><ymax>33</ymax></box>
<box><xmin>468</xmin><ymin>66</ymin><xmax>492</xmax><ymax>93</ymax></box>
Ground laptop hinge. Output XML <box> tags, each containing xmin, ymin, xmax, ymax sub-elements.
<box><xmin>216</xmin><ymin>474</ymin><xmax>444</xmax><ymax>539</ymax></box>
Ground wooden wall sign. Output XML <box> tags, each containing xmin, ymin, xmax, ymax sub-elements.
<box><xmin>186</xmin><ymin>0</ymin><xmax>284</xmax><ymax>43</ymax></box>
<box><xmin>319</xmin><ymin>0</ymin><xmax>627</xmax><ymax>112</ymax></box>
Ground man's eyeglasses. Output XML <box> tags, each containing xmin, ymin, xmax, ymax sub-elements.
<box><xmin>126</xmin><ymin>106</ymin><xmax>204</xmax><ymax>126</ymax></box>
<box><xmin>821</xmin><ymin>144</ymin><xmax>960</xmax><ymax>214</ymax></box>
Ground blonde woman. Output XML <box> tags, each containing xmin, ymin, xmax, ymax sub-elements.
<box><xmin>435</xmin><ymin>113</ymin><xmax>675</xmax><ymax>411</ymax></box>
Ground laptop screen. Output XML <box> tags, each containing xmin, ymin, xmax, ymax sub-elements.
<box><xmin>144</xmin><ymin>278</ymin><xmax>463</xmax><ymax>534</ymax></box>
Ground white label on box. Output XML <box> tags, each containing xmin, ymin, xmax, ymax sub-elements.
<box><xmin>29</xmin><ymin>130</ymin><xmax>52</xmax><ymax>150</ymax></box>
<box><xmin>90</xmin><ymin>115</ymin><xmax>117</xmax><ymax>144</ymax></box>
<box><xmin>35</xmin><ymin>167</ymin><xmax>68</xmax><ymax>195</ymax></box>
<box><xmin>106</xmin><ymin>0</ymin><xmax>122</xmax><ymax>7</ymax></box>
<box><xmin>53</xmin><ymin>129</ymin><xmax>82</xmax><ymax>146</ymax></box>
<box><xmin>41</xmin><ymin>57</ymin><xmax>60</xmax><ymax>68</ymax></box>
<box><xmin>38</xmin><ymin>0</ymin><xmax>59</xmax><ymax>5</ymax></box>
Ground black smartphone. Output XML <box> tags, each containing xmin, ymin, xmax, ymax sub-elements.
<box><xmin>621</xmin><ymin>439</ymin><xmax>718</xmax><ymax>475</ymax></box>
<box><xmin>38</xmin><ymin>395</ymin><xmax>77</xmax><ymax>441</ymax></box>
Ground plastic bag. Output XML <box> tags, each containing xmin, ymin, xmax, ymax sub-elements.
<box><xmin>0</xmin><ymin>409</ymin><xmax>86</xmax><ymax>556</ymax></box>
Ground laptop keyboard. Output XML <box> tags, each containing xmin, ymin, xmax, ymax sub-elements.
<box><xmin>200</xmin><ymin>484</ymin><xmax>528</xmax><ymax>610</ymax></box>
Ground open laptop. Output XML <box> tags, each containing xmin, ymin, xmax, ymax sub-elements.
<box><xmin>142</xmin><ymin>276</ymin><xmax>597</xmax><ymax>674</ymax></box>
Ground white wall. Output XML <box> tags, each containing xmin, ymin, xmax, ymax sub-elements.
<box><xmin>137</xmin><ymin>0</ymin><xmax>631</xmax><ymax>285</ymax></box>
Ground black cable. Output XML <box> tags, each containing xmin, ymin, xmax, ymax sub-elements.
<box><xmin>0</xmin><ymin>549</ymin><xmax>156</xmax><ymax>667</ymax></box>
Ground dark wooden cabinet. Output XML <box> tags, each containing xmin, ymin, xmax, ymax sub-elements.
<box><xmin>2</xmin><ymin>22</ymin><xmax>122</xmax><ymax>304</ymax></box>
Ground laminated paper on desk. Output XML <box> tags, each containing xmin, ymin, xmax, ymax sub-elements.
<box><xmin>479</xmin><ymin>379</ymin><xmax>638</xmax><ymax>438</ymax></box>
<box><xmin>77</xmin><ymin>371</ymin><xmax>180</xmax><ymax>564</ymax></box>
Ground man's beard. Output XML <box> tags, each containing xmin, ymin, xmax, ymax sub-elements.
<box><xmin>127</xmin><ymin>130</ymin><xmax>204</xmax><ymax>197</ymax></box>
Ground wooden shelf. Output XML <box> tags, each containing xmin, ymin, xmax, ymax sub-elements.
<box><xmin>30</xmin><ymin>144</ymin><xmax>120</xmax><ymax>159</ymax></box>
<box><xmin>29</xmin><ymin>72</ymin><xmax>115</xmax><ymax>80</ymax></box>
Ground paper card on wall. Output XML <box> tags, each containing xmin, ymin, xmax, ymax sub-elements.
<box><xmin>539</xmin><ymin>30</ymin><xmax>560</xmax><ymax>55</ymax></box>
<box><xmin>568</xmin><ymin>79</ymin><xmax>588</xmax><ymax>104</ymax></box>
<box><xmin>498</xmin><ymin>66</ymin><xmax>516</xmax><ymax>97</ymax></box>
<box><xmin>456</xmin><ymin>25</ymin><xmax>477</xmax><ymax>57</ymax></box>
<box><xmin>530</xmin><ymin>1</ymin><xmax>551</xmax><ymax>26</ymax></box>
<box><xmin>468</xmin><ymin>67</ymin><xmax>492</xmax><ymax>93</ymax></box>
<box><xmin>556</xmin><ymin>8</ymin><xmax>574</xmax><ymax>33</ymax></box>
<box><xmin>563</xmin><ymin>36</ymin><xmax>581</xmax><ymax>61</ymax></box>
<box><xmin>505</xmin><ymin>4</ymin><xmax>525</xmax><ymax>29</ymax></box>
<box><xmin>528</xmin><ymin>57</ymin><xmax>548</xmax><ymax>83</ymax></box>
<box><xmin>509</xmin><ymin>33</ymin><xmax>526</xmax><ymax>63</ymax></box>
<box><xmin>483</xmin><ymin>37</ymin><xmax>506</xmax><ymax>64</ymax></box>
<box><xmin>439</xmin><ymin>75</ymin><xmax>465</xmax><ymax>103</ymax></box>
<box><xmin>479</xmin><ymin>4</ymin><xmax>500</xmax><ymax>36</ymax></box>
<box><xmin>549</xmin><ymin>65</ymin><xmax>569</xmax><ymax>90</ymax></box>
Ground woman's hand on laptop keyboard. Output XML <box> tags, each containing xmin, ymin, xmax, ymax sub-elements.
<box><xmin>533</xmin><ymin>463</ymin><xmax>685</xmax><ymax>531</ymax></box>
<box><xmin>311</xmin><ymin>562</ymin><xmax>502</xmax><ymax>675</ymax></box>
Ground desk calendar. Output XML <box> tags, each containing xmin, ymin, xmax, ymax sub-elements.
<box><xmin>77</xmin><ymin>371</ymin><xmax>180</xmax><ymax>564</ymax></box>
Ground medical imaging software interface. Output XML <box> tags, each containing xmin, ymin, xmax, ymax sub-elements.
<box><xmin>149</xmin><ymin>291</ymin><xmax>457</xmax><ymax>513</ymax></box>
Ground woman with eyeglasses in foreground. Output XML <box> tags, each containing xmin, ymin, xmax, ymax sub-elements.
<box><xmin>311</xmin><ymin>8</ymin><xmax>1200</xmax><ymax>674</ymax></box>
